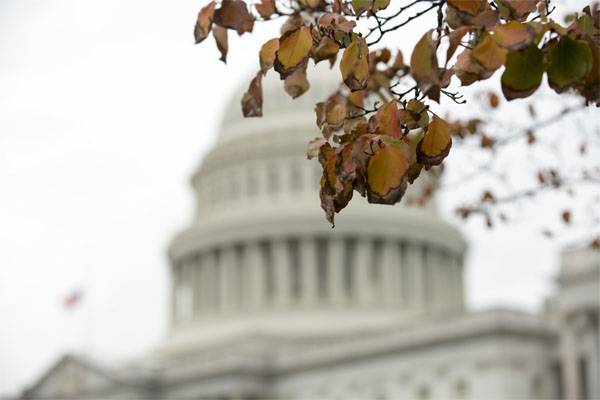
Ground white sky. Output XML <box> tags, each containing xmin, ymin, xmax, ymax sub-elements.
<box><xmin>0</xmin><ymin>0</ymin><xmax>595</xmax><ymax>396</ymax></box>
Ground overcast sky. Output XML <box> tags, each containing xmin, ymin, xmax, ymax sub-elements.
<box><xmin>0</xmin><ymin>0</ymin><xmax>596</xmax><ymax>396</ymax></box>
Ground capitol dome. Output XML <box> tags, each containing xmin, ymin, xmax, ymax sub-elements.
<box><xmin>165</xmin><ymin>67</ymin><xmax>467</xmax><ymax>353</ymax></box>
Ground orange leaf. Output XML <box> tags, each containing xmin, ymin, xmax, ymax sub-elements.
<box><xmin>417</xmin><ymin>115</ymin><xmax>452</xmax><ymax>166</ymax></box>
<box><xmin>241</xmin><ymin>73</ymin><xmax>262</xmax><ymax>117</ymax></box>
<box><xmin>367</xmin><ymin>143</ymin><xmax>409</xmax><ymax>203</ymax></box>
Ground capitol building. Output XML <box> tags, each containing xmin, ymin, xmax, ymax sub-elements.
<box><xmin>21</xmin><ymin>73</ymin><xmax>600</xmax><ymax>399</ymax></box>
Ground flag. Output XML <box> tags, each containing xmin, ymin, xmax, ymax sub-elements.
<box><xmin>63</xmin><ymin>289</ymin><xmax>84</xmax><ymax>309</ymax></box>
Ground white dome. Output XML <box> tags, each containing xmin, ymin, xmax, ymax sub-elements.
<box><xmin>165</xmin><ymin>64</ymin><xmax>467</xmax><ymax>352</ymax></box>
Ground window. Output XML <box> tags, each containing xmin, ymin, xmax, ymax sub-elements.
<box><xmin>234</xmin><ymin>244</ymin><xmax>245</xmax><ymax>307</ymax></box>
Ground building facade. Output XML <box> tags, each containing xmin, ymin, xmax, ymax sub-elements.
<box><xmin>21</xmin><ymin>74</ymin><xmax>600</xmax><ymax>399</ymax></box>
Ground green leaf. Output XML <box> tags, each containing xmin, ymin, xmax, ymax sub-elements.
<box><xmin>501</xmin><ymin>44</ymin><xmax>544</xmax><ymax>100</ymax></box>
<box><xmin>547</xmin><ymin>37</ymin><xmax>593</xmax><ymax>93</ymax></box>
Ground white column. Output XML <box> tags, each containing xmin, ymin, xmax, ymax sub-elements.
<box><xmin>405</xmin><ymin>243</ymin><xmax>425</xmax><ymax>309</ymax></box>
<box><xmin>246</xmin><ymin>242</ymin><xmax>265</xmax><ymax>309</ymax></box>
<box><xmin>432</xmin><ymin>250</ymin><xmax>446</xmax><ymax>310</ymax></box>
<box><xmin>560</xmin><ymin>317</ymin><xmax>581</xmax><ymax>400</ymax></box>
<box><xmin>300</xmin><ymin>237</ymin><xmax>318</xmax><ymax>307</ymax></box>
<box><xmin>202</xmin><ymin>251</ymin><xmax>217</xmax><ymax>312</ymax></box>
<box><xmin>192</xmin><ymin>255</ymin><xmax>203</xmax><ymax>318</ymax></box>
<box><xmin>354</xmin><ymin>237</ymin><xmax>374</xmax><ymax>306</ymax></box>
<box><xmin>171</xmin><ymin>263</ymin><xmax>180</xmax><ymax>325</ymax></box>
<box><xmin>220</xmin><ymin>246</ymin><xmax>236</xmax><ymax>312</ymax></box>
<box><xmin>327</xmin><ymin>236</ymin><xmax>346</xmax><ymax>306</ymax></box>
<box><xmin>454</xmin><ymin>254</ymin><xmax>465</xmax><ymax>309</ymax></box>
<box><xmin>380</xmin><ymin>239</ymin><xmax>399</xmax><ymax>307</ymax></box>
<box><xmin>273</xmin><ymin>238</ymin><xmax>291</xmax><ymax>308</ymax></box>
<box><xmin>178</xmin><ymin>260</ymin><xmax>194</xmax><ymax>322</ymax></box>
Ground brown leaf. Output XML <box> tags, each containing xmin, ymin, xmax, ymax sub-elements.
<box><xmin>307</xmin><ymin>137</ymin><xmax>327</xmax><ymax>159</ymax></box>
<box><xmin>372</xmin><ymin>100</ymin><xmax>402</xmax><ymax>138</ymax></box>
<box><xmin>259</xmin><ymin>38</ymin><xmax>279</xmax><ymax>74</ymax></box>
<box><xmin>312</xmin><ymin>36</ymin><xmax>340</xmax><ymax>65</ymax></box>
<box><xmin>488</xmin><ymin>92</ymin><xmax>500</xmax><ymax>108</ymax></box>
<box><xmin>194</xmin><ymin>1</ymin><xmax>216</xmax><ymax>44</ymax></box>
<box><xmin>275</xmin><ymin>26</ymin><xmax>313</xmax><ymax>78</ymax></box>
<box><xmin>446</xmin><ymin>26</ymin><xmax>471</xmax><ymax>62</ymax></box>
<box><xmin>213</xmin><ymin>0</ymin><xmax>254</xmax><ymax>35</ymax></box>
<box><xmin>561</xmin><ymin>210</ymin><xmax>572</xmax><ymax>224</ymax></box>
<box><xmin>213</xmin><ymin>25</ymin><xmax>228</xmax><ymax>63</ymax></box>
<box><xmin>241</xmin><ymin>73</ymin><xmax>263</xmax><ymax>117</ymax></box>
<box><xmin>255</xmin><ymin>0</ymin><xmax>276</xmax><ymax>19</ymax></box>
<box><xmin>493</xmin><ymin>21</ymin><xmax>534</xmax><ymax>50</ymax></box>
<box><xmin>410</xmin><ymin>30</ymin><xmax>441</xmax><ymax>102</ymax></box>
<box><xmin>284</xmin><ymin>63</ymin><xmax>310</xmax><ymax>98</ymax></box>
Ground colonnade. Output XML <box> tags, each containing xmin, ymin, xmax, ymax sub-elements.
<box><xmin>172</xmin><ymin>235</ymin><xmax>464</xmax><ymax>324</ymax></box>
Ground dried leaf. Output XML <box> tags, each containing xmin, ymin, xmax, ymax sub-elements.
<box><xmin>284</xmin><ymin>64</ymin><xmax>310</xmax><ymax>98</ymax></box>
<box><xmin>194</xmin><ymin>1</ymin><xmax>216</xmax><ymax>44</ymax></box>
<box><xmin>213</xmin><ymin>0</ymin><xmax>254</xmax><ymax>35</ymax></box>
<box><xmin>213</xmin><ymin>25</ymin><xmax>228</xmax><ymax>63</ymax></box>
<box><xmin>259</xmin><ymin>38</ymin><xmax>280</xmax><ymax>74</ymax></box>
<box><xmin>241</xmin><ymin>73</ymin><xmax>263</xmax><ymax>117</ymax></box>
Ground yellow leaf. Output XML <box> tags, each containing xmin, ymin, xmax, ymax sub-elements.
<box><xmin>472</xmin><ymin>35</ymin><xmax>507</xmax><ymax>71</ymax></box>
<box><xmin>340</xmin><ymin>36</ymin><xmax>369</xmax><ymax>91</ymax></box>
<box><xmin>417</xmin><ymin>115</ymin><xmax>452</xmax><ymax>166</ymax></box>
<box><xmin>493</xmin><ymin>21</ymin><xmax>534</xmax><ymax>50</ymax></box>
<box><xmin>367</xmin><ymin>143</ymin><xmax>409</xmax><ymax>197</ymax></box>
<box><xmin>259</xmin><ymin>38</ymin><xmax>279</xmax><ymax>74</ymax></box>
<box><xmin>275</xmin><ymin>26</ymin><xmax>313</xmax><ymax>77</ymax></box>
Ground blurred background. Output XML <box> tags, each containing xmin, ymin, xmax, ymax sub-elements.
<box><xmin>0</xmin><ymin>0</ymin><xmax>598</xmax><ymax>399</ymax></box>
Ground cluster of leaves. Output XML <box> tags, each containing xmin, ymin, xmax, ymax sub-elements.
<box><xmin>194</xmin><ymin>0</ymin><xmax>600</xmax><ymax>225</ymax></box>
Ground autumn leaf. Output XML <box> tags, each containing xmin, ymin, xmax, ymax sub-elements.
<box><xmin>255</xmin><ymin>0</ymin><xmax>276</xmax><ymax>19</ymax></box>
<box><xmin>313</xmin><ymin>36</ymin><xmax>340</xmax><ymax>65</ymax></box>
<box><xmin>307</xmin><ymin>137</ymin><xmax>327</xmax><ymax>159</ymax></box>
<box><xmin>448</xmin><ymin>0</ymin><xmax>485</xmax><ymax>16</ymax></box>
<box><xmin>259</xmin><ymin>38</ymin><xmax>279</xmax><ymax>74</ymax></box>
<box><xmin>213</xmin><ymin>25</ymin><xmax>228</xmax><ymax>63</ymax></box>
<box><xmin>275</xmin><ymin>26</ymin><xmax>313</xmax><ymax>78</ymax></box>
<box><xmin>340</xmin><ymin>36</ymin><xmax>369</xmax><ymax>91</ymax></box>
<box><xmin>366</xmin><ymin>142</ymin><xmax>409</xmax><ymax>204</ymax></box>
<box><xmin>241</xmin><ymin>73</ymin><xmax>262</xmax><ymax>117</ymax></box>
<box><xmin>492</xmin><ymin>21</ymin><xmax>534</xmax><ymax>50</ymax></box>
<box><xmin>284</xmin><ymin>63</ymin><xmax>310</xmax><ymax>99</ymax></box>
<box><xmin>472</xmin><ymin>35</ymin><xmax>507</xmax><ymax>71</ymax></box>
<box><xmin>501</xmin><ymin>44</ymin><xmax>544</xmax><ymax>100</ymax></box>
<box><xmin>213</xmin><ymin>0</ymin><xmax>254</xmax><ymax>35</ymax></box>
<box><xmin>371</xmin><ymin>100</ymin><xmax>402</xmax><ymax>138</ymax></box>
<box><xmin>194</xmin><ymin>1</ymin><xmax>216</xmax><ymax>44</ymax></box>
<box><xmin>417</xmin><ymin>115</ymin><xmax>452</xmax><ymax>166</ymax></box>
<box><xmin>410</xmin><ymin>30</ymin><xmax>441</xmax><ymax>102</ymax></box>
